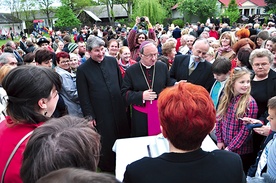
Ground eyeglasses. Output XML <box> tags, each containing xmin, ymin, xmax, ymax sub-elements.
<box><xmin>60</xmin><ymin>60</ymin><xmax>70</xmax><ymax>64</ymax></box>
<box><xmin>142</xmin><ymin>53</ymin><xmax>158</xmax><ymax>58</ymax></box>
<box><xmin>252</xmin><ymin>63</ymin><xmax>269</xmax><ymax>68</ymax></box>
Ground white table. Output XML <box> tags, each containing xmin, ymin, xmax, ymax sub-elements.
<box><xmin>112</xmin><ymin>134</ymin><xmax>218</xmax><ymax>182</ymax></box>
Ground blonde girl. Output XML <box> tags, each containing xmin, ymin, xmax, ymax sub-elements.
<box><xmin>215</xmin><ymin>67</ymin><xmax>258</xmax><ymax>173</ymax></box>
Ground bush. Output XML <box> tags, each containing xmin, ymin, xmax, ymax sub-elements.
<box><xmin>172</xmin><ymin>19</ymin><xmax>184</xmax><ymax>28</ymax></box>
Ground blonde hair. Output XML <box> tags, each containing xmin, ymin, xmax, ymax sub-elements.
<box><xmin>117</xmin><ymin>46</ymin><xmax>130</xmax><ymax>60</ymax></box>
<box><xmin>0</xmin><ymin>65</ymin><xmax>13</xmax><ymax>84</ymax></box>
<box><xmin>219</xmin><ymin>31</ymin><xmax>236</xmax><ymax>47</ymax></box>
<box><xmin>206</xmin><ymin>47</ymin><xmax>215</xmax><ymax>57</ymax></box>
<box><xmin>162</xmin><ymin>41</ymin><xmax>176</xmax><ymax>56</ymax></box>
<box><xmin>217</xmin><ymin>68</ymin><xmax>251</xmax><ymax>118</ymax></box>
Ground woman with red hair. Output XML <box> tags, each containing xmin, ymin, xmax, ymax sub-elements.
<box><xmin>231</xmin><ymin>38</ymin><xmax>256</xmax><ymax>69</ymax></box>
<box><xmin>123</xmin><ymin>83</ymin><xmax>246</xmax><ymax>183</ymax></box>
<box><xmin>236</xmin><ymin>28</ymin><xmax>250</xmax><ymax>40</ymax></box>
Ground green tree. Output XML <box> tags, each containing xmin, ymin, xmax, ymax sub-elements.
<box><xmin>132</xmin><ymin>0</ymin><xmax>166</xmax><ymax>24</ymax></box>
<box><xmin>222</xmin><ymin>0</ymin><xmax>240</xmax><ymax>25</ymax></box>
<box><xmin>161</xmin><ymin>0</ymin><xmax>178</xmax><ymax>16</ymax></box>
<box><xmin>178</xmin><ymin>0</ymin><xmax>217</xmax><ymax>23</ymax></box>
<box><xmin>264</xmin><ymin>0</ymin><xmax>276</xmax><ymax>14</ymax></box>
<box><xmin>114</xmin><ymin>0</ymin><xmax>133</xmax><ymax>22</ymax></box>
<box><xmin>54</xmin><ymin>6</ymin><xmax>81</xmax><ymax>29</ymax></box>
<box><xmin>38</xmin><ymin>0</ymin><xmax>54</xmax><ymax>27</ymax></box>
<box><xmin>61</xmin><ymin>0</ymin><xmax>95</xmax><ymax>14</ymax></box>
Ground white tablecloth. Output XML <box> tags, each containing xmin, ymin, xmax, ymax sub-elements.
<box><xmin>112</xmin><ymin>134</ymin><xmax>218</xmax><ymax>182</ymax></box>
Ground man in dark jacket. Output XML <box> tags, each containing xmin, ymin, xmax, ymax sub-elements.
<box><xmin>76</xmin><ymin>36</ymin><xmax>130</xmax><ymax>173</ymax></box>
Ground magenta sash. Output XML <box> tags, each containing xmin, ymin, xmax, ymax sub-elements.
<box><xmin>133</xmin><ymin>100</ymin><xmax>161</xmax><ymax>136</ymax></box>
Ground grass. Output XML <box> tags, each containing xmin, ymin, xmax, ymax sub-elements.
<box><xmin>0</xmin><ymin>38</ymin><xmax>20</xmax><ymax>47</ymax></box>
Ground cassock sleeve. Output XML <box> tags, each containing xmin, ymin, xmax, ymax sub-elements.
<box><xmin>76</xmin><ymin>68</ymin><xmax>96</xmax><ymax>119</ymax></box>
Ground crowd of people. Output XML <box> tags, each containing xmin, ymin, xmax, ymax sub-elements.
<box><xmin>0</xmin><ymin>14</ymin><xmax>276</xmax><ymax>182</ymax></box>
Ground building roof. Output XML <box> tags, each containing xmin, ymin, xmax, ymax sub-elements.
<box><xmin>77</xmin><ymin>10</ymin><xmax>101</xmax><ymax>22</ymax></box>
<box><xmin>84</xmin><ymin>4</ymin><xmax>128</xmax><ymax>19</ymax></box>
<box><xmin>0</xmin><ymin>13</ymin><xmax>22</xmax><ymax>24</ymax></box>
<box><xmin>218</xmin><ymin>0</ymin><xmax>266</xmax><ymax>7</ymax></box>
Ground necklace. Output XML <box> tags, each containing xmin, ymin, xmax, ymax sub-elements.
<box><xmin>139</xmin><ymin>62</ymin><xmax>155</xmax><ymax>90</ymax></box>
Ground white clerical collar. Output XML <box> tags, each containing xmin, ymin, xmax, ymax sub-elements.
<box><xmin>140</xmin><ymin>62</ymin><xmax>152</xmax><ymax>69</ymax></box>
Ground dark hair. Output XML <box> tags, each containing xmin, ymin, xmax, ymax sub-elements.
<box><xmin>3</xmin><ymin>46</ymin><xmax>13</xmax><ymax>53</ymax></box>
<box><xmin>23</xmin><ymin>53</ymin><xmax>35</xmax><ymax>63</ymax></box>
<box><xmin>20</xmin><ymin>115</ymin><xmax>101</xmax><ymax>183</ymax></box>
<box><xmin>2</xmin><ymin>66</ymin><xmax>61</xmax><ymax>123</ymax></box>
<box><xmin>63</xmin><ymin>35</ymin><xmax>71</xmax><ymax>43</ymax></box>
<box><xmin>36</xmin><ymin>168</ymin><xmax>121</xmax><ymax>183</ymax></box>
<box><xmin>56</xmin><ymin>51</ymin><xmax>70</xmax><ymax>64</ymax></box>
<box><xmin>35</xmin><ymin>49</ymin><xmax>53</xmax><ymax>64</ymax></box>
<box><xmin>158</xmin><ymin>83</ymin><xmax>216</xmax><ymax>151</ymax></box>
<box><xmin>237</xmin><ymin>48</ymin><xmax>253</xmax><ymax>70</ymax></box>
<box><xmin>212</xmin><ymin>57</ymin><xmax>232</xmax><ymax>74</ymax></box>
<box><xmin>135</xmin><ymin>32</ymin><xmax>148</xmax><ymax>45</ymax></box>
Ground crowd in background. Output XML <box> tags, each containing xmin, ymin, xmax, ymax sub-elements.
<box><xmin>0</xmin><ymin>13</ymin><xmax>276</xmax><ymax>183</ymax></box>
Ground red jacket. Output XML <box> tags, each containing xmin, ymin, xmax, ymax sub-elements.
<box><xmin>209</xmin><ymin>30</ymin><xmax>219</xmax><ymax>40</ymax></box>
<box><xmin>0</xmin><ymin>116</ymin><xmax>43</xmax><ymax>183</ymax></box>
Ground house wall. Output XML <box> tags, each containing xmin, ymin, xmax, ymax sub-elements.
<box><xmin>0</xmin><ymin>22</ymin><xmax>24</xmax><ymax>36</ymax></box>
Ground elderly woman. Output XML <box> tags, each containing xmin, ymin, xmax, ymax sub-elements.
<box><xmin>216</xmin><ymin>31</ymin><xmax>236</xmax><ymax>60</ymax></box>
<box><xmin>0</xmin><ymin>66</ymin><xmax>61</xmax><ymax>182</ymax></box>
<box><xmin>249</xmin><ymin>49</ymin><xmax>276</xmax><ymax>155</ymax></box>
<box><xmin>55</xmin><ymin>52</ymin><xmax>82</xmax><ymax>117</ymax></box>
<box><xmin>69</xmin><ymin>53</ymin><xmax>80</xmax><ymax>74</ymax></box>
<box><xmin>127</xmin><ymin>16</ymin><xmax>156</xmax><ymax>61</ymax></box>
<box><xmin>123</xmin><ymin>83</ymin><xmax>246</xmax><ymax>183</ymax></box>
<box><xmin>162</xmin><ymin>41</ymin><xmax>177</xmax><ymax>68</ymax></box>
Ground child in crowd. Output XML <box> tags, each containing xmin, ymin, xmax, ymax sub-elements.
<box><xmin>209</xmin><ymin>57</ymin><xmax>231</xmax><ymax>141</ymax></box>
<box><xmin>245</xmin><ymin>96</ymin><xmax>276</xmax><ymax>183</ymax></box>
<box><xmin>216</xmin><ymin>67</ymin><xmax>258</xmax><ymax>173</ymax></box>
<box><xmin>210</xmin><ymin>57</ymin><xmax>232</xmax><ymax>110</ymax></box>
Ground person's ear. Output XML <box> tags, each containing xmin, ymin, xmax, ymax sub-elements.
<box><xmin>37</xmin><ymin>98</ymin><xmax>47</xmax><ymax>110</ymax></box>
<box><xmin>160</xmin><ymin>126</ymin><xmax>168</xmax><ymax>138</ymax></box>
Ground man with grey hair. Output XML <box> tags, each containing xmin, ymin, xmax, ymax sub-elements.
<box><xmin>0</xmin><ymin>52</ymin><xmax>18</xmax><ymax>68</ymax></box>
<box><xmin>5</xmin><ymin>41</ymin><xmax>23</xmax><ymax>64</ymax></box>
<box><xmin>76</xmin><ymin>36</ymin><xmax>130</xmax><ymax>173</ymax></box>
<box><xmin>157</xmin><ymin>34</ymin><xmax>169</xmax><ymax>55</ymax></box>
<box><xmin>170</xmin><ymin>38</ymin><xmax>215</xmax><ymax>91</ymax></box>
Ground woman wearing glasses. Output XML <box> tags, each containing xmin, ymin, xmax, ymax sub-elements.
<box><xmin>249</xmin><ymin>49</ymin><xmax>276</xmax><ymax>157</ymax></box>
<box><xmin>55</xmin><ymin>51</ymin><xmax>83</xmax><ymax>117</ymax></box>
